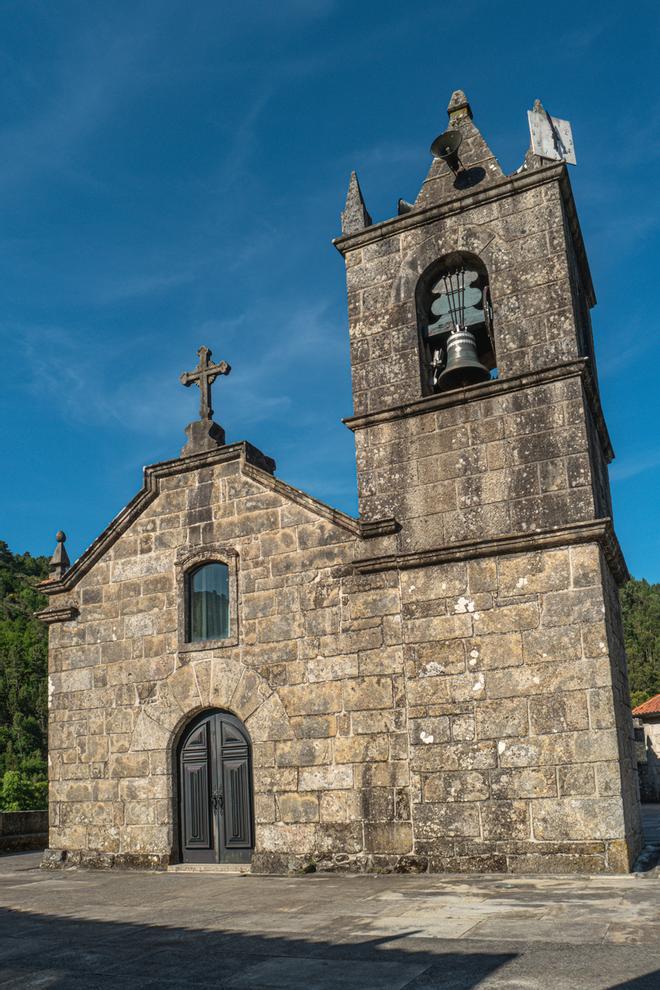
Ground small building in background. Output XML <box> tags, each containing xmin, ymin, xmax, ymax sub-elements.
<box><xmin>633</xmin><ymin>695</ymin><xmax>660</xmax><ymax>802</ymax></box>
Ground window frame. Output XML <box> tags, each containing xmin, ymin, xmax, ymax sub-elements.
<box><xmin>176</xmin><ymin>545</ymin><xmax>239</xmax><ymax>653</ymax></box>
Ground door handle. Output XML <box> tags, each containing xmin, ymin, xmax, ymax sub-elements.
<box><xmin>212</xmin><ymin>790</ymin><xmax>224</xmax><ymax>812</ymax></box>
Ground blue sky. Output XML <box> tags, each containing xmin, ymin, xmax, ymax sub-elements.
<box><xmin>1</xmin><ymin>0</ymin><xmax>659</xmax><ymax>581</ymax></box>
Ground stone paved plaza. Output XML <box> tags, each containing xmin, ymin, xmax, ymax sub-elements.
<box><xmin>1</xmin><ymin>851</ymin><xmax>659</xmax><ymax>989</ymax></box>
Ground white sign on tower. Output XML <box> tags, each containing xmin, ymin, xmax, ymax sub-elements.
<box><xmin>527</xmin><ymin>104</ymin><xmax>576</xmax><ymax>165</ymax></box>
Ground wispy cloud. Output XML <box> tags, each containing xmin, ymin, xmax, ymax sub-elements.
<box><xmin>559</xmin><ymin>20</ymin><xmax>612</xmax><ymax>53</ymax></box>
<box><xmin>343</xmin><ymin>141</ymin><xmax>422</xmax><ymax>171</ymax></box>
<box><xmin>598</xmin><ymin>321</ymin><xmax>654</xmax><ymax>381</ymax></box>
<box><xmin>610</xmin><ymin>450</ymin><xmax>660</xmax><ymax>483</ymax></box>
<box><xmin>0</xmin><ymin>15</ymin><xmax>155</xmax><ymax>192</ymax></box>
<box><xmin>214</xmin><ymin>88</ymin><xmax>274</xmax><ymax>193</ymax></box>
<box><xmin>93</xmin><ymin>266</ymin><xmax>201</xmax><ymax>305</ymax></box>
<box><xmin>5</xmin><ymin>295</ymin><xmax>345</xmax><ymax>440</ymax></box>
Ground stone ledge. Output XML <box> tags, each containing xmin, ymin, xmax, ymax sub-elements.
<box><xmin>34</xmin><ymin>600</ymin><xmax>79</xmax><ymax>625</ymax></box>
<box><xmin>359</xmin><ymin>517</ymin><xmax>399</xmax><ymax>539</ymax></box>
<box><xmin>344</xmin><ymin>359</ymin><xmax>614</xmax><ymax>464</ymax></box>
<box><xmin>0</xmin><ymin>811</ymin><xmax>48</xmax><ymax>852</ymax></box>
<box><xmin>354</xmin><ymin>518</ymin><xmax>629</xmax><ymax>585</ymax></box>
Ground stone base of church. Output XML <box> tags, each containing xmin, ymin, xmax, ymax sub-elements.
<box><xmin>41</xmin><ymin>835</ymin><xmax>637</xmax><ymax>876</ymax></box>
<box><xmin>41</xmin><ymin>848</ymin><xmax>169</xmax><ymax>871</ymax></box>
<box><xmin>254</xmin><ymin>838</ymin><xmax>637</xmax><ymax>876</ymax></box>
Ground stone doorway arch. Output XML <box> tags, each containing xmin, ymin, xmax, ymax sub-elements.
<box><xmin>128</xmin><ymin>657</ymin><xmax>294</xmax><ymax>865</ymax></box>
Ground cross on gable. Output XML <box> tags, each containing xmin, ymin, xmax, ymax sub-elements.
<box><xmin>180</xmin><ymin>346</ymin><xmax>231</xmax><ymax>422</ymax></box>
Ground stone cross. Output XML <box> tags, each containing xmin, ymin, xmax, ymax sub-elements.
<box><xmin>180</xmin><ymin>346</ymin><xmax>231</xmax><ymax>421</ymax></box>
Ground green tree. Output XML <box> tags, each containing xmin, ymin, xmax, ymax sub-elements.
<box><xmin>0</xmin><ymin>541</ymin><xmax>49</xmax><ymax>808</ymax></box>
<box><xmin>620</xmin><ymin>577</ymin><xmax>660</xmax><ymax>708</ymax></box>
<box><xmin>0</xmin><ymin>769</ymin><xmax>48</xmax><ymax>812</ymax></box>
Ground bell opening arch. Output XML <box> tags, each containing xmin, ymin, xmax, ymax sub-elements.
<box><xmin>415</xmin><ymin>251</ymin><xmax>496</xmax><ymax>395</ymax></box>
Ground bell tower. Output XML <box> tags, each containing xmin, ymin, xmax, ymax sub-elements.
<box><xmin>335</xmin><ymin>91</ymin><xmax>643</xmax><ymax>872</ymax></box>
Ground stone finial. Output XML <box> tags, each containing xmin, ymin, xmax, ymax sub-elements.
<box><xmin>180</xmin><ymin>345</ymin><xmax>231</xmax><ymax>456</ymax></box>
<box><xmin>447</xmin><ymin>89</ymin><xmax>473</xmax><ymax>121</ymax></box>
<box><xmin>341</xmin><ymin>171</ymin><xmax>372</xmax><ymax>236</ymax></box>
<box><xmin>49</xmin><ymin>531</ymin><xmax>70</xmax><ymax>579</ymax></box>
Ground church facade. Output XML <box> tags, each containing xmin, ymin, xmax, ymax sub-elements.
<box><xmin>39</xmin><ymin>91</ymin><xmax>643</xmax><ymax>874</ymax></box>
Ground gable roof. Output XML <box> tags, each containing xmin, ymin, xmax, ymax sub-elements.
<box><xmin>633</xmin><ymin>694</ymin><xmax>660</xmax><ymax>718</ymax></box>
<box><xmin>40</xmin><ymin>441</ymin><xmax>386</xmax><ymax>597</ymax></box>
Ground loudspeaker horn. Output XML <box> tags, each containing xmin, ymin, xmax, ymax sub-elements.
<box><xmin>430</xmin><ymin>129</ymin><xmax>463</xmax><ymax>171</ymax></box>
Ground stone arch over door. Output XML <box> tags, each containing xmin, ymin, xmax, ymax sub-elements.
<box><xmin>128</xmin><ymin>657</ymin><xmax>294</xmax><ymax>863</ymax></box>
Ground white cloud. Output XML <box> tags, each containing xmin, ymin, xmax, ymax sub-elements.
<box><xmin>0</xmin><ymin>14</ymin><xmax>155</xmax><ymax>192</ymax></box>
<box><xmin>610</xmin><ymin>450</ymin><xmax>660</xmax><ymax>483</ymax></box>
<box><xmin>4</xmin><ymin>295</ymin><xmax>345</xmax><ymax>438</ymax></box>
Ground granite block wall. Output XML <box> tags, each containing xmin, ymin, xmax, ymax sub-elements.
<box><xmin>42</xmin><ymin>449</ymin><xmax>641</xmax><ymax>873</ymax></box>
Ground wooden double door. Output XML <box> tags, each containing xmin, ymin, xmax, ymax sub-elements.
<box><xmin>178</xmin><ymin>710</ymin><xmax>254</xmax><ymax>864</ymax></box>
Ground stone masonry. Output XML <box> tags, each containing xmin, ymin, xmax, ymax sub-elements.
<box><xmin>38</xmin><ymin>91</ymin><xmax>643</xmax><ymax>874</ymax></box>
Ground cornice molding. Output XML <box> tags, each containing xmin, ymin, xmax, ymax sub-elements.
<box><xmin>344</xmin><ymin>359</ymin><xmax>614</xmax><ymax>466</ymax></box>
<box><xmin>353</xmin><ymin>517</ymin><xmax>629</xmax><ymax>586</ymax></box>
<box><xmin>35</xmin><ymin>600</ymin><xmax>79</xmax><ymax>625</ymax></box>
<box><xmin>333</xmin><ymin>163</ymin><xmax>566</xmax><ymax>253</ymax></box>
<box><xmin>359</xmin><ymin>517</ymin><xmax>400</xmax><ymax>539</ymax></box>
<box><xmin>241</xmin><ymin>461</ymin><xmax>361</xmax><ymax>536</ymax></box>
<box><xmin>343</xmin><ymin>359</ymin><xmax>584</xmax><ymax>430</ymax></box>
<box><xmin>333</xmin><ymin>163</ymin><xmax>594</xmax><ymax>311</ymax></box>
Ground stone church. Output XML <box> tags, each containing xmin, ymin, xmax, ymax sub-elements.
<box><xmin>38</xmin><ymin>91</ymin><xmax>643</xmax><ymax>874</ymax></box>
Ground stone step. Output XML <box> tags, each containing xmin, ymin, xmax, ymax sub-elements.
<box><xmin>167</xmin><ymin>862</ymin><xmax>251</xmax><ymax>875</ymax></box>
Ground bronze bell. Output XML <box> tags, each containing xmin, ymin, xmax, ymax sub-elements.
<box><xmin>436</xmin><ymin>327</ymin><xmax>491</xmax><ymax>389</ymax></box>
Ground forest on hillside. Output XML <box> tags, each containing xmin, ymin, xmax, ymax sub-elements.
<box><xmin>621</xmin><ymin>578</ymin><xmax>660</xmax><ymax>708</ymax></box>
<box><xmin>0</xmin><ymin>541</ymin><xmax>658</xmax><ymax>810</ymax></box>
<box><xmin>0</xmin><ymin>542</ymin><xmax>49</xmax><ymax>810</ymax></box>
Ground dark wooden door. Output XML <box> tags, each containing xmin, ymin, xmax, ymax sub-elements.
<box><xmin>178</xmin><ymin>711</ymin><xmax>253</xmax><ymax>864</ymax></box>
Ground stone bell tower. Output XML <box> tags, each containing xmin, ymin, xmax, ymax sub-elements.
<box><xmin>335</xmin><ymin>91</ymin><xmax>643</xmax><ymax>872</ymax></box>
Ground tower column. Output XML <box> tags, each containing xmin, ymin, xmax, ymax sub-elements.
<box><xmin>335</xmin><ymin>91</ymin><xmax>643</xmax><ymax>872</ymax></box>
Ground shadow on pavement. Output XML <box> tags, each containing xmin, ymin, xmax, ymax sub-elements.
<box><xmin>0</xmin><ymin>905</ymin><xmax>513</xmax><ymax>989</ymax></box>
<box><xmin>608</xmin><ymin>978</ymin><xmax>660</xmax><ymax>990</ymax></box>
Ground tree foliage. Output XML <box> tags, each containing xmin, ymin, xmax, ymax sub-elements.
<box><xmin>0</xmin><ymin>541</ymin><xmax>49</xmax><ymax>809</ymax></box>
<box><xmin>620</xmin><ymin>577</ymin><xmax>660</xmax><ymax>710</ymax></box>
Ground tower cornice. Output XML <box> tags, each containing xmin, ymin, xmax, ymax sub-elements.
<box><xmin>333</xmin><ymin>162</ymin><xmax>595</xmax><ymax>309</ymax></box>
<box><xmin>343</xmin><ymin>358</ymin><xmax>614</xmax><ymax>465</ymax></box>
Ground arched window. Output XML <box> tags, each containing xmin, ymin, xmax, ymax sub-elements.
<box><xmin>187</xmin><ymin>562</ymin><xmax>230</xmax><ymax>642</ymax></box>
<box><xmin>416</xmin><ymin>251</ymin><xmax>496</xmax><ymax>394</ymax></box>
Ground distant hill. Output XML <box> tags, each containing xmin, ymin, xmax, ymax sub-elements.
<box><xmin>0</xmin><ymin>541</ymin><xmax>49</xmax><ymax>810</ymax></box>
